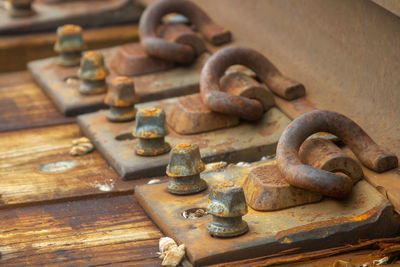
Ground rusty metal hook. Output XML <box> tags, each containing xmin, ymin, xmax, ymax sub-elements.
<box><xmin>139</xmin><ymin>0</ymin><xmax>231</xmax><ymax>64</ymax></box>
<box><xmin>276</xmin><ymin>110</ymin><xmax>398</xmax><ymax>199</ymax></box>
<box><xmin>200</xmin><ymin>46</ymin><xmax>305</xmax><ymax>120</ymax></box>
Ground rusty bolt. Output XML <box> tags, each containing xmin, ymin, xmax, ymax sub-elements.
<box><xmin>134</xmin><ymin>107</ymin><xmax>171</xmax><ymax>156</ymax></box>
<box><xmin>77</xmin><ymin>51</ymin><xmax>108</xmax><ymax>95</ymax></box>
<box><xmin>54</xmin><ymin>24</ymin><xmax>86</xmax><ymax>67</ymax></box>
<box><xmin>104</xmin><ymin>76</ymin><xmax>139</xmax><ymax>122</ymax></box>
<box><xmin>5</xmin><ymin>0</ymin><xmax>35</xmax><ymax>17</ymax></box>
<box><xmin>206</xmin><ymin>182</ymin><xmax>248</xmax><ymax>238</ymax></box>
<box><xmin>166</xmin><ymin>143</ymin><xmax>207</xmax><ymax>195</ymax></box>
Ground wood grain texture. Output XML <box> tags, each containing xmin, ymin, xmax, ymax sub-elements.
<box><xmin>0</xmin><ymin>194</ymin><xmax>163</xmax><ymax>266</ymax></box>
<box><xmin>0</xmin><ymin>25</ymin><xmax>139</xmax><ymax>73</ymax></box>
<box><xmin>0</xmin><ymin>75</ymin><xmax>75</xmax><ymax>131</ymax></box>
<box><xmin>0</xmin><ymin>124</ymin><xmax>162</xmax><ymax>208</ymax></box>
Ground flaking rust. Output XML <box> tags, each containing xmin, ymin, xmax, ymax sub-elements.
<box><xmin>135</xmin><ymin>159</ymin><xmax>399</xmax><ymax>266</ymax></box>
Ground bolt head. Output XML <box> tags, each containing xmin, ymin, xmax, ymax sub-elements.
<box><xmin>207</xmin><ymin>182</ymin><xmax>248</xmax><ymax>218</ymax></box>
<box><xmin>104</xmin><ymin>77</ymin><xmax>139</xmax><ymax>107</ymax></box>
<box><xmin>78</xmin><ymin>51</ymin><xmax>108</xmax><ymax>81</ymax></box>
<box><xmin>166</xmin><ymin>143</ymin><xmax>205</xmax><ymax>177</ymax></box>
<box><xmin>54</xmin><ymin>24</ymin><xmax>86</xmax><ymax>53</ymax></box>
<box><xmin>134</xmin><ymin>107</ymin><xmax>167</xmax><ymax>139</ymax></box>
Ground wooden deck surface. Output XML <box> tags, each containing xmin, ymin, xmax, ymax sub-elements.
<box><xmin>0</xmin><ymin>64</ymin><xmax>399</xmax><ymax>267</ymax></box>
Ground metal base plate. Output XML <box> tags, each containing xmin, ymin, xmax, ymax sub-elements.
<box><xmin>28</xmin><ymin>47</ymin><xmax>208</xmax><ymax>115</ymax></box>
<box><xmin>0</xmin><ymin>0</ymin><xmax>141</xmax><ymax>34</ymax></box>
<box><xmin>135</xmin><ymin>161</ymin><xmax>400</xmax><ymax>266</ymax></box>
<box><xmin>77</xmin><ymin>97</ymin><xmax>290</xmax><ymax>179</ymax></box>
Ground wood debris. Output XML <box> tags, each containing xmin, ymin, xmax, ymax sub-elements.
<box><xmin>159</xmin><ymin>237</ymin><xmax>186</xmax><ymax>267</ymax></box>
<box><xmin>70</xmin><ymin>137</ymin><xmax>94</xmax><ymax>156</ymax></box>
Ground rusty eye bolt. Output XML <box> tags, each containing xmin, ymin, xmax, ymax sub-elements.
<box><xmin>276</xmin><ymin>110</ymin><xmax>398</xmax><ymax>199</ymax></box>
<box><xmin>139</xmin><ymin>0</ymin><xmax>231</xmax><ymax>64</ymax></box>
<box><xmin>200</xmin><ymin>46</ymin><xmax>305</xmax><ymax>121</ymax></box>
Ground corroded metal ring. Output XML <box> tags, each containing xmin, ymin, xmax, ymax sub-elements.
<box><xmin>276</xmin><ymin>110</ymin><xmax>398</xmax><ymax>199</ymax></box>
<box><xmin>139</xmin><ymin>0</ymin><xmax>231</xmax><ymax>63</ymax></box>
<box><xmin>200</xmin><ymin>46</ymin><xmax>305</xmax><ymax>121</ymax></box>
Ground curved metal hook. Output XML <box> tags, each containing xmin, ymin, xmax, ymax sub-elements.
<box><xmin>139</xmin><ymin>0</ymin><xmax>231</xmax><ymax>63</ymax></box>
<box><xmin>200</xmin><ymin>46</ymin><xmax>305</xmax><ymax>120</ymax></box>
<box><xmin>276</xmin><ymin>110</ymin><xmax>398</xmax><ymax>199</ymax></box>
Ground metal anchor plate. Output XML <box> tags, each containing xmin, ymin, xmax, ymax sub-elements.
<box><xmin>0</xmin><ymin>0</ymin><xmax>141</xmax><ymax>34</ymax></box>
<box><xmin>28</xmin><ymin>48</ymin><xmax>209</xmax><ymax>115</ymax></box>
<box><xmin>77</xmin><ymin>97</ymin><xmax>290</xmax><ymax>180</ymax></box>
<box><xmin>135</xmin><ymin>160</ymin><xmax>399</xmax><ymax>266</ymax></box>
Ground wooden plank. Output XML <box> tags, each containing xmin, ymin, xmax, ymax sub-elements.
<box><xmin>0</xmin><ymin>78</ymin><xmax>75</xmax><ymax>132</ymax></box>
<box><xmin>0</xmin><ymin>124</ymin><xmax>162</xmax><ymax>208</ymax></box>
<box><xmin>0</xmin><ymin>24</ymin><xmax>139</xmax><ymax>73</ymax></box>
<box><xmin>0</xmin><ymin>194</ymin><xmax>163</xmax><ymax>266</ymax></box>
<box><xmin>0</xmin><ymin>71</ymin><xmax>33</xmax><ymax>88</ymax></box>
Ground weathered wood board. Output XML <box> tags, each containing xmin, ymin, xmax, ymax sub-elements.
<box><xmin>0</xmin><ymin>194</ymin><xmax>163</xmax><ymax>266</ymax></box>
<box><xmin>0</xmin><ymin>124</ymin><xmax>164</xmax><ymax>208</ymax></box>
<box><xmin>0</xmin><ymin>75</ymin><xmax>75</xmax><ymax>132</ymax></box>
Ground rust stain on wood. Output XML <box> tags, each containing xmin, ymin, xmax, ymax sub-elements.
<box><xmin>0</xmin><ymin>195</ymin><xmax>163</xmax><ymax>266</ymax></box>
<box><xmin>0</xmin><ymin>80</ymin><xmax>75</xmax><ymax>132</ymax></box>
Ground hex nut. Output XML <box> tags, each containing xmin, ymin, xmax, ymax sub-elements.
<box><xmin>54</xmin><ymin>24</ymin><xmax>86</xmax><ymax>67</ymax></box>
<box><xmin>105</xmin><ymin>77</ymin><xmax>139</xmax><ymax>122</ymax></box>
<box><xmin>134</xmin><ymin>107</ymin><xmax>170</xmax><ymax>156</ymax></box>
<box><xmin>78</xmin><ymin>51</ymin><xmax>108</xmax><ymax>81</ymax></box>
<box><xmin>54</xmin><ymin>24</ymin><xmax>85</xmax><ymax>53</ymax></box>
<box><xmin>167</xmin><ymin>143</ymin><xmax>207</xmax><ymax>195</ymax></box>
<box><xmin>166</xmin><ymin>143</ymin><xmax>205</xmax><ymax>177</ymax></box>
<box><xmin>206</xmin><ymin>182</ymin><xmax>249</xmax><ymax>237</ymax></box>
<box><xmin>134</xmin><ymin>107</ymin><xmax>168</xmax><ymax>139</ymax></box>
<box><xmin>105</xmin><ymin>76</ymin><xmax>139</xmax><ymax>107</ymax></box>
<box><xmin>78</xmin><ymin>51</ymin><xmax>108</xmax><ymax>95</ymax></box>
<box><xmin>207</xmin><ymin>182</ymin><xmax>248</xmax><ymax>218</ymax></box>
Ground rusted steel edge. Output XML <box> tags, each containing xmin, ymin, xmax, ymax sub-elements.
<box><xmin>139</xmin><ymin>0</ymin><xmax>231</xmax><ymax>63</ymax></box>
<box><xmin>277</xmin><ymin>110</ymin><xmax>398</xmax><ymax>199</ymax></box>
<box><xmin>200</xmin><ymin>46</ymin><xmax>305</xmax><ymax>121</ymax></box>
<box><xmin>211</xmin><ymin>236</ymin><xmax>400</xmax><ymax>267</ymax></box>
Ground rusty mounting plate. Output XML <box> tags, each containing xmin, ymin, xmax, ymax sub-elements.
<box><xmin>77</xmin><ymin>96</ymin><xmax>290</xmax><ymax>179</ymax></box>
<box><xmin>28</xmin><ymin>47</ymin><xmax>209</xmax><ymax>116</ymax></box>
<box><xmin>0</xmin><ymin>0</ymin><xmax>142</xmax><ymax>34</ymax></box>
<box><xmin>135</xmin><ymin>160</ymin><xmax>399</xmax><ymax>266</ymax></box>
